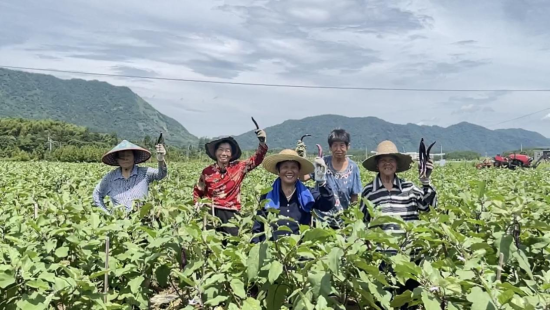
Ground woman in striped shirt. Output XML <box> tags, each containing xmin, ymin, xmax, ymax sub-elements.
<box><xmin>93</xmin><ymin>140</ymin><xmax>167</xmax><ymax>213</ymax></box>
<box><xmin>360</xmin><ymin>140</ymin><xmax>436</xmax><ymax>309</ymax></box>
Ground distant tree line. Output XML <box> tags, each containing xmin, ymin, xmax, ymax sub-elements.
<box><xmin>0</xmin><ymin>118</ymin><xmax>213</xmax><ymax>163</ymax></box>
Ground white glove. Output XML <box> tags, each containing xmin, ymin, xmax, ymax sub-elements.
<box><xmin>419</xmin><ymin>160</ymin><xmax>433</xmax><ymax>185</ymax></box>
<box><xmin>314</xmin><ymin>157</ymin><xmax>327</xmax><ymax>184</ymax></box>
<box><xmin>156</xmin><ymin>144</ymin><xmax>166</xmax><ymax>162</ymax></box>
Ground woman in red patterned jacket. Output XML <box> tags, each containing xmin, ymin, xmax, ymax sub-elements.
<box><xmin>193</xmin><ymin>129</ymin><xmax>267</xmax><ymax>236</ymax></box>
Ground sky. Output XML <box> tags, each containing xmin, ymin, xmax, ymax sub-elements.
<box><xmin>1</xmin><ymin>0</ymin><xmax>550</xmax><ymax>138</ymax></box>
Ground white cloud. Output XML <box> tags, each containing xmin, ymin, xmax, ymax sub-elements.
<box><xmin>1</xmin><ymin>0</ymin><xmax>550</xmax><ymax>137</ymax></box>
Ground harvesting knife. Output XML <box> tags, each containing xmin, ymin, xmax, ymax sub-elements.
<box><xmin>316</xmin><ymin>144</ymin><xmax>323</xmax><ymax>158</ymax></box>
<box><xmin>300</xmin><ymin>134</ymin><xmax>311</xmax><ymax>142</ymax></box>
<box><xmin>157</xmin><ymin>132</ymin><xmax>164</xmax><ymax>145</ymax></box>
<box><xmin>251</xmin><ymin>117</ymin><xmax>260</xmax><ymax>130</ymax></box>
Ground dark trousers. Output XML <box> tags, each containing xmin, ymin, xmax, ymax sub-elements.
<box><xmin>206</xmin><ymin>208</ymin><xmax>239</xmax><ymax>237</ymax></box>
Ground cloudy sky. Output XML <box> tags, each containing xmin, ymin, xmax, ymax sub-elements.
<box><xmin>1</xmin><ymin>0</ymin><xmax>550</xmax><ymax>138</ymax></box>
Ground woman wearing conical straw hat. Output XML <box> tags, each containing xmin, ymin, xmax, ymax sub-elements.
<box><xmin>360</xmin><ymin>140</ymin><xmax>436</xmax><ymax>308</ymax></box>
<box><xmin>93</xmin><ymin>140</ymin><xmax>167</xmax><ymax>214</ymax></box>
<box><xmin>251</xmin><ymin>149</ymin><xmax>336</xmax><ymax>243</ymax></box>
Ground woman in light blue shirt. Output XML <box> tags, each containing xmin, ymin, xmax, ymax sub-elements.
<box><xmin>93</xmin><ymin>140</ymin><xmax>167</xmax><ymax>213</ymax></box>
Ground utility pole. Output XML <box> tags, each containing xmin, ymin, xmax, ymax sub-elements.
<box><xmin>186</xmin><ymin>145</ymin><xmax>190</xmax><ymax>160</ymax></box>
<box><xmin>48</xmin><ymin>134</ymin><xmax>53</xmax><ymax>153</ymax></box>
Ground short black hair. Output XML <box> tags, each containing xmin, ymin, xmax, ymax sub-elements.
<box><xmin>328</xmin><ymin>129</ymin><xmax>350</xmax><ymax>147</ymax></box>
<box><xmin>276</xmin><ymin>160</ymin><xmax>301</xmax><ymax>172</ymax></box>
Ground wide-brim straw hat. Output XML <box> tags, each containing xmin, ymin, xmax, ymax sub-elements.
<box><xmin>102</xmin><ymin>140</ymin><xmax>151</xmax><ymax>166</ymax></box>
<box><xmin>205</xmin><ymin>136</ymin><xmax>242</xmax><ymax>162</ymax></box>
<box><xmin>362</xmin><ymin>140</ymin><xmax>413</xmax><ymax>173</ymax></box>
<box><xmin>263</xmin><ymin>149</ymin><xmax>315</xmax><ymax>175</ymax></box>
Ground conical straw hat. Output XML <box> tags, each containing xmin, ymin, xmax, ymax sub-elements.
<box><xmin>101</xmin><ymin>140</ymin><xmax>151</xmax><ymax>166</ymax></box>
<box><xmin>362</xmin><ymin>140</ymin><xmax>412</xmax><ymax>172</ymax></box>
<box><xmin>263</xmin><ymin>149</ymin><xmax>315</xmax><ymax>175</ymax></box>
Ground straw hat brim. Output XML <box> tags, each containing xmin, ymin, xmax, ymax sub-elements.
<box><xmin>263</xmin><ymin>154</ymin><xmax>315</xmax><ymax>175</ymax></box>
<box><xmin>362</xmin><ymin>153</ymin><xmax>413</xmax><ymax>173</ymax></box>
<box><xmin>205</xmin><ymin>137</ymin><xmax>242</xmax><ymax>162</ymax></box>
<box><xmin>102</xmin><ymin>148</ymin><xmax>151</xmax><ymax>166</ymax></box>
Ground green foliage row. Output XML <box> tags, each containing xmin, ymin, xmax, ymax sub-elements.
<box><xmin>1</xmin><ymin>161</ymin><xmax>550</xmax><ymax>309</ymax></box>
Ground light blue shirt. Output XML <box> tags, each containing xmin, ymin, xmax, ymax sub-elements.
<box><xmin>311</xmin><ymin>155</ymin><xmax>362</xmax><ymax>227</ymax></box>
<box><xmin>92</xmin><ymin>164</ymin><xmax>167</xmax><ymax>213</ymax></box>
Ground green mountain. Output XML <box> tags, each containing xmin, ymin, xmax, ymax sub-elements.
<box><xmin>0</xmin><ymin>68</ymin><xmax>197</xmax><ymax>146</ymax></box>
<box><xmin>234</xmin><ymin>114</ymin><xmax>550</xmax><ymax>156</ymax></box>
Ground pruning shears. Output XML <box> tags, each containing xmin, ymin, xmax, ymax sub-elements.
<box><xmin>316</xmin><ymin>144</ymin><xmax>323</xmax><ymax>158</ymax></box>
<box><xmin>419</xmin><ymin>138</ymin><xmax>436</xmax><ymax>178</ymax></box>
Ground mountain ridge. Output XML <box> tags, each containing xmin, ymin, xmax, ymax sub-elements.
<box><xmin>0</xmin><ymin>68</ymin><xmax>197</xmax><ymax>146</ymax></box>
<box><xmin>233</xmin><ymin>114</ymin><xmax>550</xmax><ymax>156</ymax></box>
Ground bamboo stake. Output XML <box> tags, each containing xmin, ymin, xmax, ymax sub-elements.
<box><xmin>497</xmin><ymin>252</ymin><xmax>504</xmax><ymax>282</ymax></box>
<box><xmin>104</xmin><ymin>236</ymin><xmax>110</xmax><ymax>304</ymax></box>
<box><xmin>34</xmin><ymin>202</ymin><xmax>38</xmax><ymax>219</ymax></box>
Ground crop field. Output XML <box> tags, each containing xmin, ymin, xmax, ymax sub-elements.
<box><xmin>1</xmin><ymin>161</ymin><xmax>550</xmax><ymax>310</ymax></box>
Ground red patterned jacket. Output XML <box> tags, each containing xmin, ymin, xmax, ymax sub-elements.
<box><xmin>193</xmin><ymin>143</ymin><xmax>268</xmax><ymax>211</ymax></box>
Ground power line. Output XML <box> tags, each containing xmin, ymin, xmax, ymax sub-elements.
<box><xmin>3</xmin><ymin>65</ymin><xmax>550</xmax><ymax>92</ymax></box>
<box><xmin>487</xmin><ymin>107</ymin><xmax>550</xmax><ymax>127</ymax></box>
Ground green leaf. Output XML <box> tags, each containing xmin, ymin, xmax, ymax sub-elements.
<box><xmin>26</xmin><ymin>279</ymin><xmax>50</xmax><ymax>290</ymax></box>
<box><xmin>139</xmin><ymin>202</ymin><xmax>153</xmax><ymax>218</ymax></box>
<box><xmin>155</xmin><ymin>264</ymin><xmax>171</xmax><ymax>287</ymax></box>
<box><xmin>129</xmin><ymin>275</ymin><xmax>144</xmax><ymax>294</ymax></box>
<box><xmin>89</xmin><ymin>270</ymin><xmax>109</xmax><ymax>280</ymax></box>
<box><xmin>44</xmin><ymin>240</ymin><xmax>57</xmax><ymax>253</ymax></box>
<box><xmin>326</xmin><ymin>247</ymin><xmax>344</xmax><ymax>275</ymax></box>
<box><xmin>308</xmin><ymin>271</ymin><xmax>331</xmax><ymax>298</ymax></box>
<box><xmin>16</xmin><ymin>293</ymin><xmax>47</xmax><ymax>310</ymax></box>
<box><xmin>0</xmin><ymin>271</ymin><xmax>16</xmax><ymax>289</ymax></box>
<box><xmin>266</xmin><ymin>284</ymin><xmax>290</xmax><ymax>310</ymax></box>
<box><xmin>268</xmin><ymin>261</ymin><xmax>284</xmax><ymax>284</ymax></box>
<box><xmin>498</xmin><ymin>290</ymin><xmax>515</xmax><ymax>305</ymax></box>
<box><xmin>242</xmin><ymin>297</ymin><xmax>262</xmax><ymax>310</ymax></box>
<box><xmin>302</xmin><ymin>228</ymin><xmax>334</xmax><ymax>242</ymax></box>
<box><xmin>247</xmin><ymin>242</ymin><xmax>267</xmax><ymax>282</ymax></box>
<box><xmin>497</xmin><ymin>234</ymin><xmax>514</xmax><ymax>263</ymax></box>
<box><xmin>228</xmin><ymin>304</ymin><xmax>240</xmax><ymax>310</ymax></box>
<box><xmin>467</xmin><ymin>287</ymin><xmax>497</xmax><ymax>310</ymax></box>
<box><xmin>204</xmin><ymin>295</ymin><xmax>228</xmax><ymax>306</ymax></box>
<box><xmin>513</xmin><ymin>250</ymin><xmax>534</xmax><ymax>280</ymax></box>
<box><xmin>230</xmin><ymin>278</ymin><xmax>247</xmax><ymax>299</ymax></box>
<box><xmin>421</xmin><ymin>291</ymin><xmax>441</xmax><ymax>310</ymax></box>
<box><xmin>390</xmin><ymin>290</ymin><xmax>413</xmax><ymax>308</ymax></box>
<box><xmin>54</xmin><ymin>246</ymin><xmax>69</xmax><ymax>258</ymax></box>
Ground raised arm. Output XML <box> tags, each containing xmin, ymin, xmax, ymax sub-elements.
<box><xmin>146</xmin><ymin>144</ymin><xmax>168</xmax><ymax>182</ymax></box>
<box><xmin>415</xmin><ymin>183</ymin><xmax>437</xmax><ymax>212</ymax></box>
<box><xmin>242</xmin><ymin>142</ymin><xmax>268</xmax><ymax>174</ymax></box>
<box><xmin>92</xmin><ymin>177</ymin><xmax>109</xmax><ymax>214</ymax></box>
<box><xmin>309</xmin><ymin>182</ymin><xmax>336</xmax><ymax>212</ymax></box>
<box><xmin>146</xmin><ymin>161</ymin><xmax>168</xmax><ymax>182</ymax></box>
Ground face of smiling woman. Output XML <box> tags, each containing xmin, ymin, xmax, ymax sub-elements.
<box><xmin>377</xmin><ymin>155</ymin><xmax>397</xmax><ymax>178</ymax></box>
<box><xmin>277</xmin><ymin>161</ymin><xmax>300</xmax><ymax>186</ymax></box>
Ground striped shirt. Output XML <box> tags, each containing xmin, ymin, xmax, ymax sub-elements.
<box><xmin>360</xmin><ymin>174</ymin><xmax>437</xmax><ymax>234</ymax></box>
<box><xmin>93</xmin><ymin>163</ymin><xmax>167</xmax><ymax>213</ymax></box>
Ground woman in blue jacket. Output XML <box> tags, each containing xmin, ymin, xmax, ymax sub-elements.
<box><xmin>251</xmin><ymin>149</ymin><xmax>335</xmax><ymax>243</ymax></box>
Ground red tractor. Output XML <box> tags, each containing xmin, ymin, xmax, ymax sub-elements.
<box><xmin>493</xmin><ymin>150</ymin><xmax>550</xmax><ymax>169</ymax></box>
